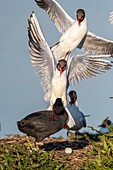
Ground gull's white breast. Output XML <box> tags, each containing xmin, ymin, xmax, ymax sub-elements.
<box><xmin>67</xmin><ymin>103</ymin><xmax>85</xmax><ymax>130</ymax></box>
<box><xmin>52</xmin><ymin>18</ymin><xmax>87</xmax><ymax>59</ymax></box>
<box><xmin>49</xmin><ymin>70</ymin><xmax>67</xmax><ymax>108</ymax></box>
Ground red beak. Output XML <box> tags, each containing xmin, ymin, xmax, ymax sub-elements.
<box><xmin>60</xmin><ymin>67</ymin><xmax>63</xmax><ymax>76</ymax></box>
<box><xmin>78</xmin><ymin>19</ymin><xmax>81</xmax><ymax>26</ymax></box>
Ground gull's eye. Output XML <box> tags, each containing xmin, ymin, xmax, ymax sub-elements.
<box><xmin>62</xmin><ymin>66</ymin><xmax>66</xmax><ymax>71</ymax></box>
<box><xmin>81</xmin><ymin>15</ymin><xmax>85</xmax><ymax>20</ymax></box>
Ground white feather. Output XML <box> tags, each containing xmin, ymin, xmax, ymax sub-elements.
<box><xmin>35</xmin><ymin>0</ymin><xmax>74</xmax><ymax>34</ymax></box>
<box><xmin>109</xmin><ymin>11</ymin><xmax>113</xmax><ymax>24</ymax></box>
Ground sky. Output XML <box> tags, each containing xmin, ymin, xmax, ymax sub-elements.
<box><xmin>0</xmin><ymin>0</ymin><xmax>113</xmax><ymax>138</ymax></box>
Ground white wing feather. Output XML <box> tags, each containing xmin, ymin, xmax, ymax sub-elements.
<box><xmin>35</xmin><ymin>0</ymin><xmax>74</xmax><ymax>34</ymax></box>
<box><xmin>78</xmin><ymin>31</ymin><xmax>113</xmax><ymax>56</ymax></box>
<box><xmin>67</xmin><ymin>54</ymin><xmax>112</xmax><ymax>85</ymax></box>
<box><xmin>28</xmin><ymin>12</ymin><xmax>54</xmax><ymax>101</ymax></box>
<box><xmin>109</xmin><ymin>11</ymin><xmax>113</xmax><ymax>24</ymax></box>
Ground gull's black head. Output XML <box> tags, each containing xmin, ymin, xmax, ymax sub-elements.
<box><xmin>106</xmin><ymin>119</ymin><xmax>112</xmax><ymax>125</ymax></box>
<box><xmin>98</xmin><ymin>117</ymin><xmax>112</xmax><ymax>128</ymax></box>
<box><xmin>69</xmin><ymin>90</ymin><xmax>77</xmax><ymax>105</ymax></box>
<box><xmin>76</xmin><ymin>9</ymin><xmax>85</xmax><ymax>25</ymax></box>
<box><xmin>57</xmin><ymin>59</ymin><xmax>67</xmax><ymax>76</ymax></box>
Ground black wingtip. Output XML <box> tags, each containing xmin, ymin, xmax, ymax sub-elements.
<box><xmin>30</xmin><ymin>11</ymin><xmax>35</xmax><ymax>19</ymax></box>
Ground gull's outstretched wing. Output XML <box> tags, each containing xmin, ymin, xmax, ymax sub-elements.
<box><xmin>109</xmin><ymin>11</ymin><xmax>113</xmax><ymax>24</ymax></box>
<box><xmin>78</xmin><ymin>31</ymin><xmax>113</xmax><ymax>56</ymax></box>
<box><xmin>67</xmin><ymin>54</ymin><xmax>112</xmax><ymax>86</ymax></box>
<box><xmin>35</xmin><ymin>0</ymin><xmax>74</xmax><ymax>34</ymax></box>
<box><xmin>28</xmin><ymin>12</ymin><xmax>54</xmax><ymax>101</ymax></box>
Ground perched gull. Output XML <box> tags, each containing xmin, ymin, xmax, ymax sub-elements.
<box><xmin>66</xmin><ymin>90</ymin><xmax>87</xmax><ymax>138</ymax></box>
<box><xmin>98</xmin><ymin>117</ymin><xmax>113</xmax><ymax>134</ymax></box>
<box><xmin>35</xmin><ymin>0</ymin><xmax>113</xmax><ymax>58</ymax></box>
<box><xmin>17</xmin><ymin>98</ymin><xmax>68</xmax><ymax>143</ymax></box>
<box><xmin>28</xmin><ymin>12</ymin><xmax>113</xmax><ymax>128</ymax></box>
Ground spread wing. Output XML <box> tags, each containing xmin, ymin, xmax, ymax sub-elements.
<box><xmin>78</xmin><ymin>31</ymin><xmax>113</xmax><ymax>56</ymax></box>
<box><xmin>35</xmin><ymin>0</ymin><xmax>74</xmax><ymax>34</ymax></box>
<box><xmin>28</xmin><ymin>12</ymin><xmax>54</xmax><ymax>101</ymax></box>
<box><xmin>109</xmin><ymin>11</ymin><xmax>113</xmax><ymax>24</ymax></box>
<box><xmin>67</xmin><ymin>54</ymin><xmax>112</xmax><ymax>86</ymax></box>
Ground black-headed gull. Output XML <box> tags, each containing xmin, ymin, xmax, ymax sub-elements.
<box><xmin>28</xmin><ymin>12</ymin><xmax>75</xmax><ymax>126</ymax></box>
<box><xmin>17</xmin><ymin>98</ymin><xmax>68</xmax><ymax>143</ymax></box>
<box><xmin>28</xmin><ymin>12</ymin><xmax>113</xmax><ymax>127</ymax></box>
<box><xmin>35</xmin><ymin>0</ymin><xmax>113</xmax><ymax>57</ymax></box>
<box><xmin>66</xmin><ymin>90</ymin><xmax>87</xmax><ymax>137</ymax></box>
<box><xmin>98</xmin><ymin>117</ymin><xmax>113</xmax><ymax>134</ymax></box>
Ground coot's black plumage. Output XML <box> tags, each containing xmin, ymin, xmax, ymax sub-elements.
<box><xmin>17</xmin><ymin>98</ymin><xmax>68</xmax><ymax>142</ymax></box>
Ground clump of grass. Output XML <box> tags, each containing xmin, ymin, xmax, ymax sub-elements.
<box><xmin>0</xmin><ymin>142</ymin><xmax>70</xmax><ymax>170</ymax></box>
<box><xmin>82</xmin><ymin>126</ymin><xmax>113</xmax><ymax>169</ymax></box>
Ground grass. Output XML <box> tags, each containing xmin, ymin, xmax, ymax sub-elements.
<box><xmin>0</xmin><ymin>122</ymin><xmax>113</xmax><ymax>170</ymax></box>
<box><xmin>0</xmin><ymin>142</ymin><xmax>70</xmax><ymax>170</ymax></box>
<box><xmin>82</xmin><ymin>126</ymin><xmax>113</xmax><ymax>170</ymax></box>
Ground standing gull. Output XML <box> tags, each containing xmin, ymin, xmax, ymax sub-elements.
<box><xmin>98</xmin><ymin>117</ymin><xmax>113</xmax><ymax>134</ymax></box>
<box><xmin>66</xmin><ymin>90</ymin><xmax>87</xmax><ymax>138</ymax></box>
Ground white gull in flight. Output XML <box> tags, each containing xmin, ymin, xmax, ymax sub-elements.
<box><xmin>35</xmin><ymin>0</ymin><xmax>113</xmax><ymax>58</ymax></box>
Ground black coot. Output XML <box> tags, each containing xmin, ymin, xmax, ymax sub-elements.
<box><xmin>17</xmin><ymin>98</ymin><xmax>68</xmax><ymax>142</ymax></box>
